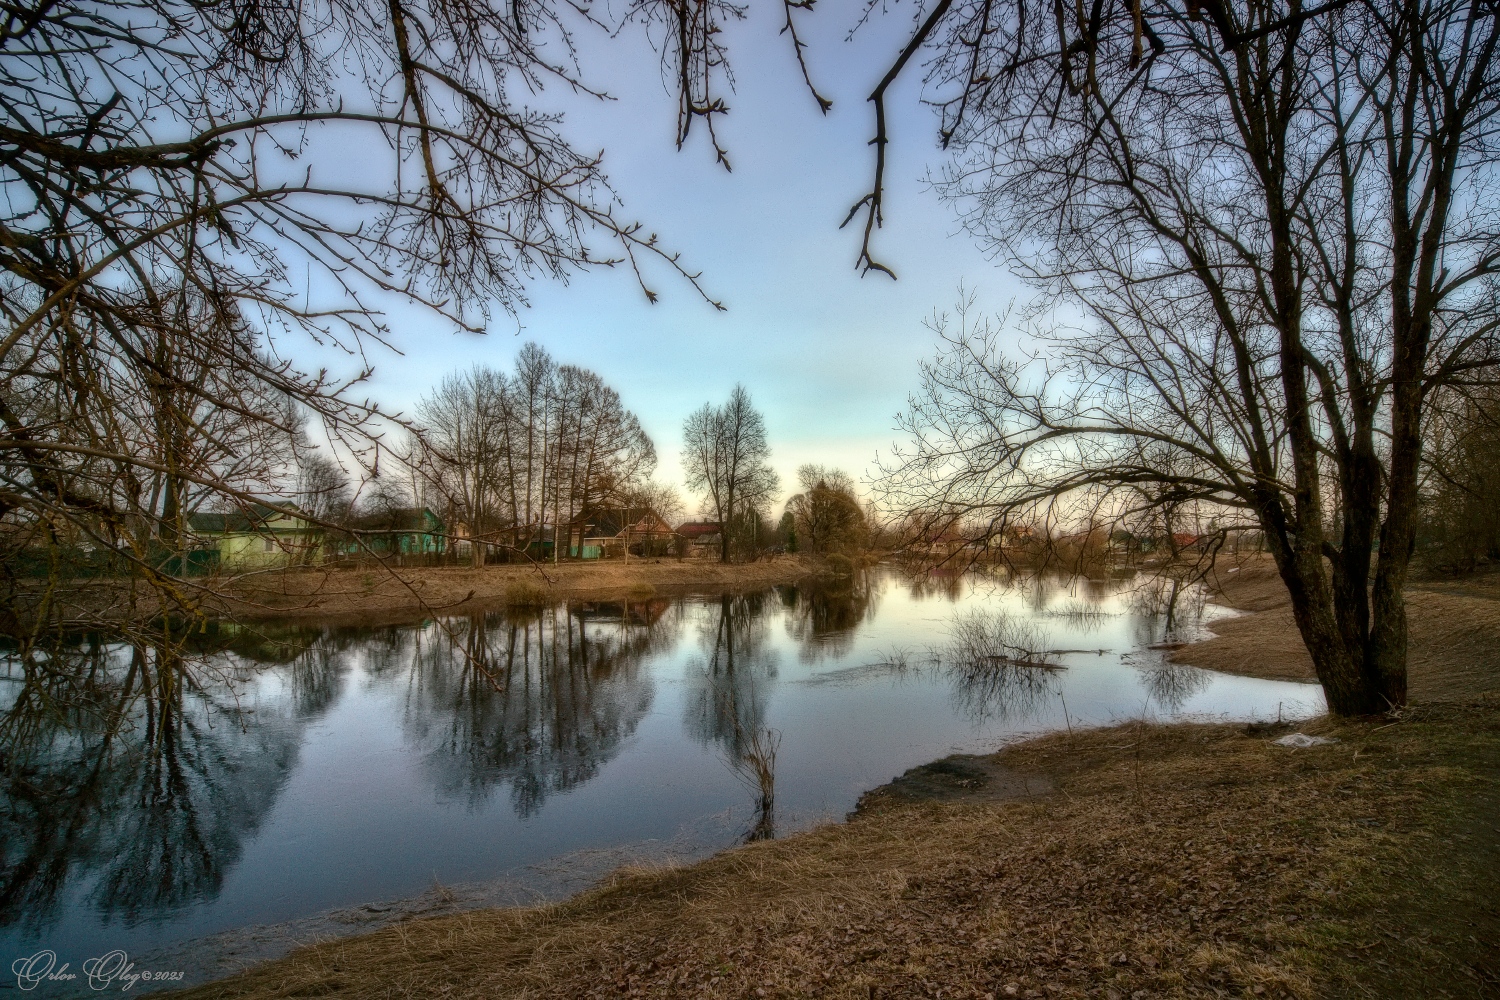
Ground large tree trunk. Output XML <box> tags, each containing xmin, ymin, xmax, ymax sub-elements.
<box><xmin>1275</xmin><ymin>546</ymin><xmax>1408</xmax><ymax>716</ymax></box>
<box><xmin>1368</xmin><ymin>374</ymin><xmax>1425</xmax><ymax>709</ymax></box>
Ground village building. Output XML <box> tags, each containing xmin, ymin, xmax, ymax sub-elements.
<box><xmin>675</xmin><ymin>520</ymin><xmax>723</xmax><ymax>558</ymax></box>
<box><xmin>567</xmin><ymin>508</ymin><xmax>676</xmax><ymax>558</ymax></box>
<box><xmin>187</xmin><ymin>504</ymin><xmax>322</xmax><ymax>570</ymax></box>
<box><xmin>344</xmin><ymin>507</ymin><xmax>446</xmax><ymax>558</ymax></box>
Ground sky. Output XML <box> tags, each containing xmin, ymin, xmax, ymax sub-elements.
<box><xmin>347</xmin><ymin>1</ymin><xmax>1029</xmax><ymax>513</ymax></box>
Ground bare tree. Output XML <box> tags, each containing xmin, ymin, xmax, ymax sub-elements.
<box><xmin>621</xmin><ymin>480</ymin><xmax>687</xmax><ymax>526</ymax></box>
<box><xmin>293</xmin><ymin>452</ymin><xmax>354</xmax><ymax>527</ymax></box>
<box><xmin>1418</xmin><ymin>386</ymin><xmax>1500</xmax><ymax>571</ymax></box>
<box><xmin>682</xmin><ymin>385</ymin><xmax>779</xmax><ymax>562</ymax></box>
<box><xmin>414</xmin><ymin>367</ymin><xmax>510</xmax><ymax>566</ymax></box>
<box><xmin>411</xmin><ymin>348</ymin><xmax>656</xmax><ymax>562</ymax></box>
<box><xmin>879</xmin><ymin>0</ymin><xmax>1500</xmax><ymax>716</ymax></box>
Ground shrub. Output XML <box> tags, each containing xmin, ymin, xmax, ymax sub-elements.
<box><xmin>504</xmin><ymin>578</ymin><xmax>552</xmax><ymax>607</ymax></box>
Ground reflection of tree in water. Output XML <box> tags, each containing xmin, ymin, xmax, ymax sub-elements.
<box><xmin>0</xmin><ymin>626</ymin><xmax>350</xmax><ymax>934</ymax></box>
<box><xmin>1128</xmin><ymin>575</ymin><xmax>1209</xmax><ymax>637</ymax></box>
<box><xmin>684</xmin><ymin>594</ymin><xmax>778</xmax><ymax>757</ymax></box>
<box><xmin>903</xmin><ymin>569</ymin><xmax>967</xmax><ymax>603</ymax></box>
<box><xmin>396</xmin><ymin>602</ymin><xmax>663</xmax><ymax>818</ymax></box>
<box><xmin>941</xmin><ymin>610</ymin><xmax>1060</xmax><ymax>724</ymax></box>
<box><xmin>682</xmin><ymin>593</ymin><xmax>781</xmax><ymax>840</ymax></box>
<box><xmin>779</xmin><ymin>574</ymin><xmax>878</xmax><ymax>663</ymax></box>
<box><xmin>1133</xmin><ymin>658</ymin><xmax>1211</xmax><ymax>713</ymax></box>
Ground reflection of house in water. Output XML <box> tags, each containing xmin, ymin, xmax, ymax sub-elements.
<box><xmin>568</xmin><ymin>598</ymin><xmax>671</xmax><ymax>628</ymax></box>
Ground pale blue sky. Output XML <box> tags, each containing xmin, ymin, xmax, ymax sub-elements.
<box><xmin>351</xmin><ymin>1</ymin><xmax>1026</xmax><ymax>510</ymax></box>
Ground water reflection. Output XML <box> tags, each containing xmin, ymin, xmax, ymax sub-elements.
<box><xmin>0</xmin><ymin>571</ymin><xmax>1325</xmax><ymax>969</ymax></box>
<box><xmin>682</xmin><ymin>593</ymin><xmax>783</xmax><ymax>841</ymax></box>
<box><xmin>780</xmin><ymin>575</ymin><xmax>879</xmax><ymax>663</ymax></box>
<box><xmin>0</xmin><ymin>628</ymin><xmax>348</xmax><ymax>934</ymax></box>
<box><xmin>1134</xmin><ymin>659</ymin><xmax>1213</xmax><ymax>712</ymax></box>
<box><xmin>940</xmin><ymin>610</ymin><xmax>1062</xmax><ymax>723</ymax></box>
<box><xmin>395</xmin><ymin>604</ymin><xmax>664</xmax><ymax>816</ymax></box>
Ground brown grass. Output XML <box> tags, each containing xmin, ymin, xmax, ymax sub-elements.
<box><xmin>1173</xmin><ymin>559</ymin><xmax>1500</xmax><ymax>700</ymax></box>
<box><xmin>175</xmin><ymin>695</ymin><xmax>1500</xmax><ymax>1000</ymax></box>
<box><xmin>25</xmin><ymin>556</ymin><xmax>831</xmax><ymax>627</ymax></box>
<box><xmin>204</xmin><ymin>556</ymin><xmax>827</xmax><ymax>624</ymax></box>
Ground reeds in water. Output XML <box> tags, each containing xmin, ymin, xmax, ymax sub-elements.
<box><xmin>730</xmin><ymin>723</ymin><xmax>780</xmax><ymax>843</ymax></box>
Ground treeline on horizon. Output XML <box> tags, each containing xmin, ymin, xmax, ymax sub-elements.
<box><xmin>11</xmin><ymin>339</ymin><xmax>881</xmax><ymax>571</ymax></box>
<box><xmin>303</xmin><ymin>345</ymin><xmax>880</xmax><ymax>565</ymax></box>
<box><xmin>6</xmin><ymin>336</ymin><xmax>1495</xmax><ymax>577</ymax></box>
<box><xmin>338</xmin><ymin>341</ymin><xmax>669</xmax><ymax>564</ymax></box>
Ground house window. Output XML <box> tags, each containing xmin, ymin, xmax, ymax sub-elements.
<box><xmin>264</xmin><ymin>537</ymin><xmax>275</xmax><ymax>552</ymax></box>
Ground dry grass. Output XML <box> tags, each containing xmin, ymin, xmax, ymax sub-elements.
<box><xmin>1174</xmin><ymin>590</ymin><xmax>1500</xmax><ymax>697</ymax></box>
<box><xmin>502</xmin><ymin>578</ymin><xmax>553</xmax><ymax>608</ymax></box>
<box><xmin>1173</xmin><ymin>560</ymin><xmax>1500</xmax><ymax>700</ymax></box>
<box><xmin>24</xmin><ymin>556</ymin><xmax>832</xmax><ymax>628</ymax></box>
<box><xmin>202</xmin><ymin>556</ymin><xmax>826</xmax><ymax>624</ymax></box>
<box><xmin>175</xmin><ymin>698</ymin><xmax>1500</xmax><ymax>1000</ymax></box>
<box><xmin>1170</xmin><ymin>607</ymin><xmax>1319</xmax><ymax>682</ymax></box>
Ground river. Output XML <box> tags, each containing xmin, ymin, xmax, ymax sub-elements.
<box><xmin>0</xmin><ymin>566</ymin><xmax>1323</xmax><ymax>990</ymax></box>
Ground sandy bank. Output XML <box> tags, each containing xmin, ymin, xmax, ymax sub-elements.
<box><xmin>1171</xmin><ymin>559</ymin><xmax>1500</xmax><ymax>701</ymax></box>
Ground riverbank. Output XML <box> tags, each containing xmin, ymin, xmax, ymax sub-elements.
<box><xmin>178</xmin><ymin>700</ymin><xmax>1499</xmax><ymax>1000</ymax></box>
<box><xmin>1171</xmin><ymin>558</ymin><xmax>1500</xmax><ymax>702</ymax></box>
<box><xmin>54</xmin><ymin>555</ymin><xmax>836</xmax><ymax>626</ymax></box>
<box><xmin>162</xmin><ymin>562</ymin><xmax>1499</xmax><ymax>1000</ymax></box>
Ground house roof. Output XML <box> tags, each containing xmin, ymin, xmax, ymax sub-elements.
<box><xmin>350</xmin><ymin>507</ymin><xmax>442</xmax><ymax>532</ymax></box>
<box><xmin>675</xmin><ymin>521</ymin><xmax>722</xmax><ymax>539</ymax></box>
<box><xmin>571</xmin><ymin>507</ymin><xmax>673</xmax><ymax>539</ymax></box>
<box><xmin>188</xmin><ymin>503</ymin><xmax>306</xmax><ymax>534</ymax></box>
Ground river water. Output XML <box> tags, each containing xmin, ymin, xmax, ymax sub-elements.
<box><xmin>0</xmin><ymin>567</ymin><xmax>1323</xmax><ymax>990</ymax></box>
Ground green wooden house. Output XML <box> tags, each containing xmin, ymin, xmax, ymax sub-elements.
<box><xmin>345</xmin><ymin>507</ymin><xmax>446</xmax><ymax>557</ymax></box>
<box><xmin>187</xmin><ymin>504</ymin><xmax>322</xmax><ymax>570</ymax></box>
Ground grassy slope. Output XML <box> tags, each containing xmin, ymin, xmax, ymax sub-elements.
<box><xmin>215</xmin><ymin>556</ymin><xmax>830</xmax><ymax>622</ymax></box>
<box><xmin>37</xmin><ymin>556</ymin><xmax>832</xmax><ymax>627</ymax></box>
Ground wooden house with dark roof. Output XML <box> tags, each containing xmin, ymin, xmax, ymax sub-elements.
<box><xmin>343</xmin><ymin>507</ymin><xmax>446</xmax><ymax>557</ymax></box>
<box><xmin>187</xmin><ymin>503</ymin><xmax>321</xmax><ymax>569</ymax></box>
<box><xmin>567</xmin><ymin>508</ymin><xmax>676</xmax><ymax>558</ymax></box>
<box><xmin>674</xmin><ymin>520</ymin><xmax>723</xmax><ymax>558</ymax></box>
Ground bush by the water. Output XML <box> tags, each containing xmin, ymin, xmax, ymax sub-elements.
<box><xmin>504</xmin><ymin>579</ymin><xmax>553</xmax><ymax>607</ymax></box>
